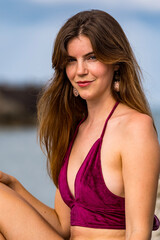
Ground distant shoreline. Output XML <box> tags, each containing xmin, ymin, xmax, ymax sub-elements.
<box><xmin>0</xmin><ymin>84</ymin><xmax>43</xmax><ymax>126</ymax></box>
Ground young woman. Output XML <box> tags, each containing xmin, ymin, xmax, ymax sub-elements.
<box><xmin>0</xmin><ymin>9</ymin><xmax>159</xmax><ymax>240</ymax></box>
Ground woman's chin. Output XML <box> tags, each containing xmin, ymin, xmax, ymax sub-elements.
<box><xmin>79</xmin><ymin>93</ymin><xmax>94</xmax><ymax>101</ymax></box>
<box><xmin>79</xmin><ymin>91</ymin><xmax>104</xmax><ymax>102</ymax></box>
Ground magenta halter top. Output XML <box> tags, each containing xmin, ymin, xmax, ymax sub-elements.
<box><xmin>58</xmin><ymin>102</ymin><xmax>160</xmax><ymax>230</ymax></box>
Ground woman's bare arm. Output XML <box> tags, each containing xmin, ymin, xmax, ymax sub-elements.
<box><xmin>121</xmin><ymin>114</ymin><xmax>160</xmax><ymax>240</ymax></box>
<box><xmin>0</xmin><ymin>172</ymin><xmax>70</xmax><ymax>238</ymax></box>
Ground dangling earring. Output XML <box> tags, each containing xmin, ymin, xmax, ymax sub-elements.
<box><xmin>114</xmin><ymin>81</ymin><xmax>120</xmax><ymax>92</ymax></box>
<box><xmin>73</xmin><ymin>87</ymin><xmax>79</xmax><ymax>97</ymax></box>
<box><xmin>113</xmin><ymin>71</ymin><xmax>120</xmax><ymax>92</ymax></box>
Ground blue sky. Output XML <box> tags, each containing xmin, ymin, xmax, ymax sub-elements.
<box><xmin>0</xmin><ymin>0</ymin><xmax>160</xmax><ymax>107</ymax></box>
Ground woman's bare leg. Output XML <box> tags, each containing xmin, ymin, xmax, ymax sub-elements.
<box><xmin>0</xmin><ymin>183</ymin><xmax>64</xmax><ymax>240</ymax></box>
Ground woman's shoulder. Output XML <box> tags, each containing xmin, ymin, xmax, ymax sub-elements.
<box><xmin>116</xmin><ymin>103</ymin><xmax>156</xmax><ymax>139</ymax></box>
<box><xmin>116</xmin><ymin>104</ymin><xmax>159</xmax><ymax>164</ymax></box>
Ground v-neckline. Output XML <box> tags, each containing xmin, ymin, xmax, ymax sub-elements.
<box><xmin>66</xmin><ymin>101</ymin><xmax>119</xmax><ymax>200</ymax></box>
<box><xmin>66</xmin><ymin>136</ymin><xmax>101</xmax><ymax>200</ymax></box>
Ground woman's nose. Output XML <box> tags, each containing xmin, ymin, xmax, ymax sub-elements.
<box><xmin>76</xmin><ymin>61</ymin><xmax>88</xmax><ymax>76</ymax></box>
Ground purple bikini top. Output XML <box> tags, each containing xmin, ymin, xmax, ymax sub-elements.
<box><xmin>58</xmin><ymin>102</ymin><xmax>160</xmax><ymax>230</ymax></box>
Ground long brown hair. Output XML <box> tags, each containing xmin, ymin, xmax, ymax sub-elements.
<box><xmin>38</xmin><ymin>10</ymin><xmax>153</xmax><ymax>187</ymax></box>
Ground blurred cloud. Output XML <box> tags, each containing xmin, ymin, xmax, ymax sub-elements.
<box><xmin>22</xmin><ymin>0</ymin><xmax>160</xmax><ymax>12</ymax></box>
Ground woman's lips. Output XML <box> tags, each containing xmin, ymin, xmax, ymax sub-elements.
<box><xmin>77</xmin><ymin>80</ymin><xmax>94</xmax><ymax>87</ymax></box>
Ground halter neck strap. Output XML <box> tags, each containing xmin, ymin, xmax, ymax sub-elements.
<box><xmin>100</xmin><ymin>101</ymin><xmax>119</xmax><ymax>139</ymax></box>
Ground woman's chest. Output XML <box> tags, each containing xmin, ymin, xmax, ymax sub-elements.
<box><xmin>67</xmin><ymin>130</ymin><xmax>124</xmax><ymax>199</ymax></box>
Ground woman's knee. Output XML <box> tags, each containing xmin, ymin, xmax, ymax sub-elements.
<box><xmin>0</xmin><ymin>183</ymin><xmax>11</xmax><ymax>206</ymax></box>
<box><xmin>0</xmin><ymin>182</ymin><xmax>20</xmax><ymax>206</ymax></box>
<box><xmin>0</xmin><ymin>182</ymin><xmax>9</xmax><ymax>196</ymax></box>
<box><xmin>0</xmin><ymin>182</ymin><xmax>12</xmax><ymax>194</ymax></box>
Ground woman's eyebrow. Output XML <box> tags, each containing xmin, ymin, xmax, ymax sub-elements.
<box><xmin>67</xmin><ymin>51</ymin><xmax>94</xmax><ymax>58</ymax></box>
<box><xmin>84</xmin><ymin>51</ymin><xmax>95</xmax><ymax>57</ymax></box>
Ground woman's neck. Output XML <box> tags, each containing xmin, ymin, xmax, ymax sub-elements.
<box><xmin>86</xmin><ymin>95</ymin><xmax>117</xmax><ymax>126</ymax></box>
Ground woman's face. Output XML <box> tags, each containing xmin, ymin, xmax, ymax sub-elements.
<box><xmin>66</xmin><ymin>35</ymin><xmax>117</xmax><ymax>101</ymax></box>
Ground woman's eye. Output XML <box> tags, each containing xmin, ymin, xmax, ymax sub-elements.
<box><xmin>88</xmin><ymin>55</ymin><xmax>96</xmax><ymax>60</ymax></box>
<box><xmin>67</xmin><ymin>58</ymin><xmax>76</xmax><ymax>63</ymax></box>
